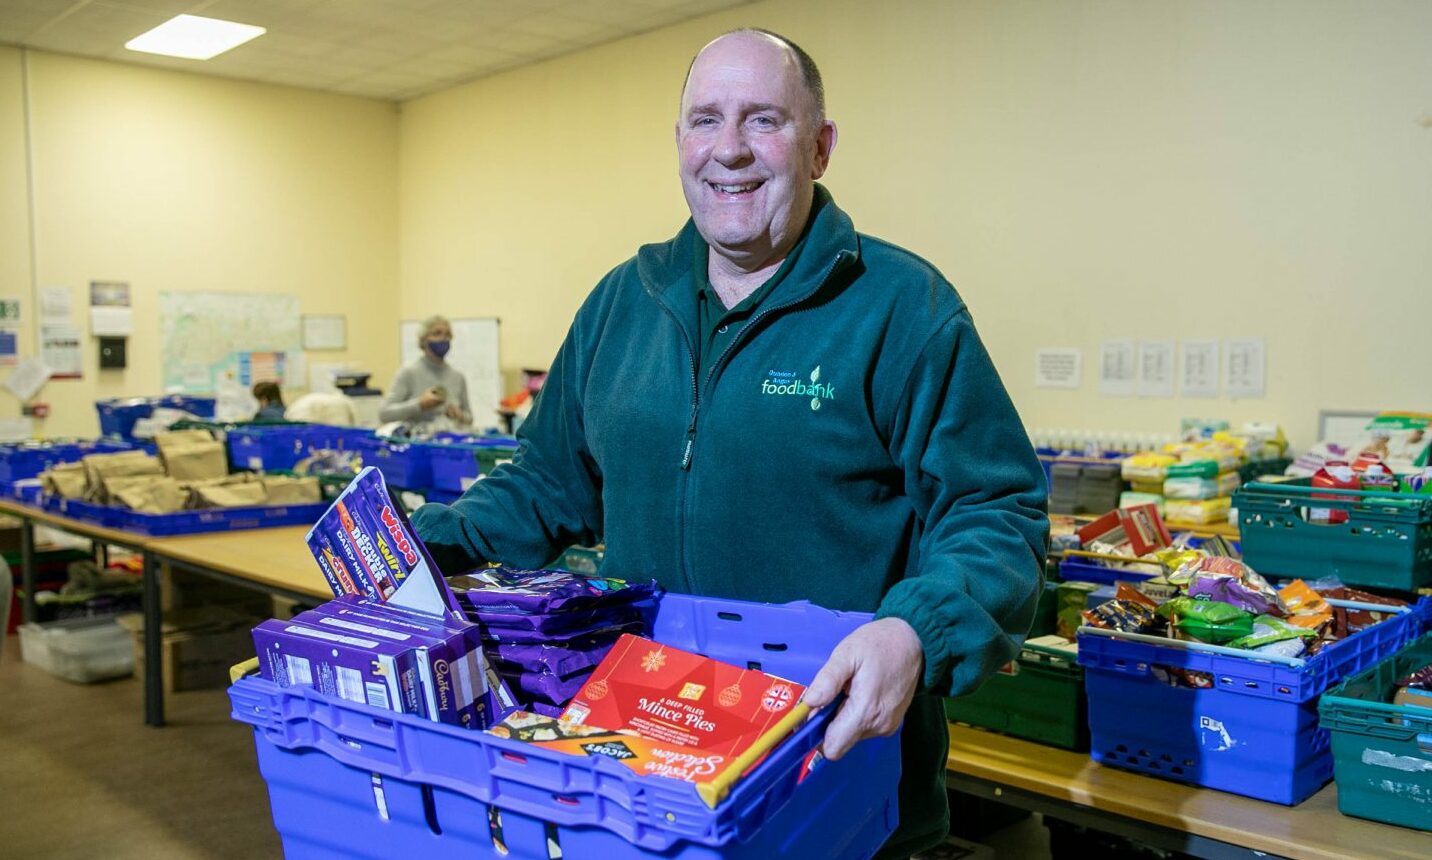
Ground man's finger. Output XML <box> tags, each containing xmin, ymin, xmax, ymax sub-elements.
<box><xmin>802</xmin><ymin>650</ymin><xmax>852</xmax><ymax>710</ymax></box>
<box><xmin>819</xmin><ymin>699</ymin><xmax>866</xmax><ymax>761</ymax></box>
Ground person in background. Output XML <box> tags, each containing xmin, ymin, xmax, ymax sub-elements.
<box><xmin>251</xmin><ymin>381</ymin><xmax>286</xmax><ymax>422</ymax></box>
<box><xmin>380</xmin><ymin>315</ymin><xmax>472</xmax><ymax>432</ymax></box>
<box><xmin>412</xmin><ymin>30</ymin><xmax>1047</xmax><ymax>858</ymax></box>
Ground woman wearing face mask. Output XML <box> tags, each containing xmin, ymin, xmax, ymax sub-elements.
<box><xmin>379</xmin><ymin>315</ymin><xmax>473</xmax><ymax>432</ymax></box>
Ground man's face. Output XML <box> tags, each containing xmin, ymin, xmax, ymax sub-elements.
<box><xmin>677</xmin><ymin>34</ymin><xmax>835</xmax><ymax>268</ymax></box>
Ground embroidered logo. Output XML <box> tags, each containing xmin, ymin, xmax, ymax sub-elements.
<box><xmin>761</xmin><ymin>366</ymin><xmax>834</xmax><ymax>411</ymax></box>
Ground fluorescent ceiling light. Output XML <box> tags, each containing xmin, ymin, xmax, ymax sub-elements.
<box><xmin>125</xmin><ymin>14</ymin><xmax>265</xmax><ymax>60</ymax></box>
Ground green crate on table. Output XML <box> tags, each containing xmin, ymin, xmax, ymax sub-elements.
<box><xmin>944</xmin><ymin>639</ymin><xmax>1087</xmax><ymax>751</ymax></box>
<box><xmin>1235</xmin><ymin>478</ymin><xmax>1432</xmax><ymax>591</ymax></box>
<box><xmin>1319</xmin><ymin>632</ymin><xmax>1432</xmax><ymax>832</ymax></box>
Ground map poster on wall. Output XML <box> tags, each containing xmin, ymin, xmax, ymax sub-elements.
<box><xmin>160</xmin><ymin>292</ymin><xmax>301</xmax><ymax>393</ymax></box>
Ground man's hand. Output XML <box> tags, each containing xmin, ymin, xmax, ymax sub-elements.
<box><xmin>418</xmin><ymin>388</ymin><xmax>445</xmax><ymax>410</ymax></box>
<box><xmin>802</xmin><ymin>617</ymin><xmax>923</xmax><ymax>761</ymax></box>
<box><xmin>444</xmin><ymin>403</ymin><xmax>465</xmax><ymax>421</ymax></box>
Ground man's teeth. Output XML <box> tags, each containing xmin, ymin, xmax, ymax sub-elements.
<box><xmin>713</xmin><ymin>182</ymin><xmax>760</xmax><ymax>193</ymax></box>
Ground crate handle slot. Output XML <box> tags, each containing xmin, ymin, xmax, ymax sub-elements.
<box><xmin>551</xmin><ymin>794</ymin><xmax>580</xmax><ymax>806</ymax></box>
<box><xmin>500</xmin><ymin>751</ymin><xmax>528</xmax><ymax>764</ymax></box>
<box><xmin>762</xmin><ymin>642</ymin><xmax>789</xmax><ymax>652</ymax></box>
<box><xmin>717</xmin><ymin>611</ymin><xmax>743</xmax><ymax>622</ymax></box>
<box><xmin>1080</xmin><ymin>626</ymin><xmax>1307</xmax><ymax>668</ymax></box>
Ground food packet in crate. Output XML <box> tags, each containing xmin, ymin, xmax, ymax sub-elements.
<box><xmin>1157</xmin><ymin>597</ymin><xmax>1254</xmax><ymax>645</ymax></box>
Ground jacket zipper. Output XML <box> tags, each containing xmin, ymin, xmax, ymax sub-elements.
<box><xmin>655</xmin><ymin>249</ymin><xmax>854</xmax><ymax>594</ymax></box>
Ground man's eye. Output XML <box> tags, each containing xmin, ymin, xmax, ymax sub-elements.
<box><xmin>693</xmin><ymin>116</ymin><xmax>718</xmax><ymax>127</ymax></box>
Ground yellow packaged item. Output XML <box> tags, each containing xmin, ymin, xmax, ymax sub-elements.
<box><xmin>1121</xmin><ymin>452</ymin><xmax>1177</xmax><ymax>482</ymax></box>
<box><xmin>1164</xmin><ymin>496</ymin><xmax>1232</xmax><ymax>525</ymax></box>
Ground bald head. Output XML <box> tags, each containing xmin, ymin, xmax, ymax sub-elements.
<box><xmin>681</xmin><ymin>29</ymin><xmax>825</xmax><ymax>125</ymax></box>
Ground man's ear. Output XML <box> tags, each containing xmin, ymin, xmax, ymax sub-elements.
<box><xmin>811</xmin><ymin>120</ymin><xmax>838</xmax><ymax>179</ymax></box>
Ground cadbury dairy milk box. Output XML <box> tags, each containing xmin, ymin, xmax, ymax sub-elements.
<box><xmin>252</xmin><ymin>618</ymin><xmax>426</xmax><ymax>716</ymax></box>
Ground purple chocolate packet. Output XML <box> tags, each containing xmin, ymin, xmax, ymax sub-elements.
<box><xmin>496</xmin><ymin>666</ymin><xmax>591</xmax><ymax>707</ymax></box>
<box><xmin>528</xmin><ymin>701</ymin><xmax>564</xmax><ymax>718</ymax></box>
<box><xmin>481</xmin><ymin>619</ymin><xmax>646</xmax><ymax>648</ymax></box>
<box><xmin>449</xmin><ymin>567</ymin><xmax>660</xmax><ymax>615</ymax></box>
<box><xmin>488</xmin><ymin>635</ymin><xmax>620</xmax><ymax>678</ymax></box>
<box><xmin>467</xmin><ymin>601</ymin><xmax>654</xmax><ymax>636</ymax></box>
<box><xmin>1187</xmin><ymin>572</ymin><xmax>1285</xmax><ymax>617</ymax></box>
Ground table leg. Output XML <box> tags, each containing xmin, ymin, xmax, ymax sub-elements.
<box><xmin>20</xmin><ymin>517</ymin><xmax>36</xmax><ymax>624</ymax></box>
<box><xmin>143</xmin><ymin>550</ymin><xmax>165</xmax><ymax>727</ymax></box>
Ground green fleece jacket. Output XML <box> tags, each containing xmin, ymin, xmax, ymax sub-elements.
<box><xmin>412</xmin><ymin>185</ymin><xmax>1048</xmax><ymax>856</ymax></box>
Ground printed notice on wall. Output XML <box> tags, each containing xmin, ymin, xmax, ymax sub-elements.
<box><xmin>1181</xmin><ymin>339</ymin><xmax>1219</xmax><ymax>398</ymax></box>
<box><xmin>40</xmin><ymin>323</ymin><xmax>82</xmax><ymax>379</ymax></box>
<box><xmin>1099</xmin><ymin>339</ymin><xmax>1137</xmax><ymax>397</ymax></box>
<box><xmin>1034</xmin><ymin>348</ymin><xmax>1082</xmax><ymax>389</ymax></box>
<box><xmin>1137</xmin><ymin>340</ymin><xmax>1175</xmax><ymax>397</ymax></box>
<box><xmin>1225</xmin><ymin>338</ymin><xmax>1266</xmax><ymax>399</ymax></box>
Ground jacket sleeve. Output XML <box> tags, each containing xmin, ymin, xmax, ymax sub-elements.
<box><xmin>410</xmin><ymin>324</ymin><xmax>601</xmax><ymax>574</ymax></box>
<box><xmin>875</xmin><ymin>308</ymin><xmax>1049</xmax><ymax>697</ymax></box>
<box><xmin>380</xmin><ymin>366</ymin><xmax>424</xmax><ymax>423</ymax></box>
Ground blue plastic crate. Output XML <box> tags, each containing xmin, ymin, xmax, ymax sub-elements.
<box><xmin>421</xmin><ymin>488</ymin><xmax>464</xmax><ymax>505</ymax></box>
<box><xmin>50</xmin><ymin>497</ymin><xmax>126</xmax><ymax>529</ymax></box>
<box><xmin>1077</xmin><ymin>597</ymin><xmax>1432</xmax><ymax>805</ymax></box>
<box><xmin>114</xmin><ymin>502</ymin><xmax>328</xmax><ymax>536</ymax></box>
<box><xmin>228</xmin><ymin>426</ymin><xmax>329</xmax><ymax>472</ymax></box>
<box><xmin>352</xmin><ymin>437</ymin><xmax>434</xmax><ymax>490</ymax></box>
<box><xmin>427</xmin><ymin>438</ymin><xmax>520</xmax><ymax>492</ymax></box>
<box><xmin>96</xmin><ymin>396</ymin><xmax>217</xmax><ymax>440</ymax></box>
<box><xmin>1057</xmin><ymin>559</ymin><xmax>1159</xmax><ymax>586</ymax></box>
<box><xmin>229</xmin><ymin>594</ymin><xmax>901</xmax><ymax>860</ymax></box>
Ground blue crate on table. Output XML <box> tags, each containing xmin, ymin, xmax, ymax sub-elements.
<box><xmin>1076</xmin><ymin>596</ymin><xmax>1432</xmax><ymax>805</ymax></box>
<box><xmin>426</xmin><ymin>437</ymin><xmax>520</xmax><ymax>492</ymax></box>
<box><xmin>229</xmin><ymin>593</ymin><xmax>901</xmax><ymax>860</ymax></box>
<box><xmin>228</xmin><ymin>425</ymin><xmax>331</xmax><ymax>471</ymax></box>
<box><xmin>351</xmin><ymin>436</ymin><xmax>434</xmax><ymax>490</ymax></box>
<box><xmin>96</xmin><ymin>395</ymin><xmax>216</xmax><ymax>440</ymax></box>
<box><xmin>113</xmin><ymin>502</ymin><xmax>328</xmax><ymax>536</ymax></box>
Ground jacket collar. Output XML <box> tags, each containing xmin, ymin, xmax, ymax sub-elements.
<box><xmin>637</xmin><ymin>183</ymin><xmax>859</xmax><ymax>307</ymax></box>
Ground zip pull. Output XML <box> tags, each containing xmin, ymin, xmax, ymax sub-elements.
<box><xmin>680</xmin><ymin>419</ymin><xmax>697</xmax><ymax>470</ymax></box>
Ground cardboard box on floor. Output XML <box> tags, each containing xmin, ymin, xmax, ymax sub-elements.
<box><xmin>116</xmin><ymin>606</ymin><xmax>260</xmax><ymax>693</ymax></box>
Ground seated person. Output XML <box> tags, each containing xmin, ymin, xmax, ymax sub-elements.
<box><xmin>252</xmin><ymin>381</ymin><xmax>286</xmax><ymax>422</ymax></box>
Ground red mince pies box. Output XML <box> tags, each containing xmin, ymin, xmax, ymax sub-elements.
<box><xmin>559</xmin><ymin>633</ymin><xmax>805</xmax><ymax>759</ymax></box>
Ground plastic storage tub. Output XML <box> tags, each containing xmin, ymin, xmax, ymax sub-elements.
<box><xmin>97</xmin><ymin>395</ymin><xmax>216</xmax><ymax>440</ymax></box>
<box><xmin>352</xmin><ymin>437</ymin><xmax>434</xmax><ymax>490</ymax></box>
<box><xmin>1319</xmin><ymin>632</ymin><xmax>1432</xmax><ymax>831</ymax></box>
<box><xmin>229</xmin><ymin>594</ymin><xmax>901</xmax><ymax>860</ymax></box>
<box><xmin>427</xmin><ymin>438</ymin><xmax>520</xmax><ymax>492</ymax></box>
<box><xmin>945</xmin><ymin>639</ymin><xmax>1087</xmax><ymax>750</ymax></box>
<box><xmin>228</xmin><ymin>425</ymin><xmax>327</xmax><ymax>471</ymax></box>
<box><xmin>19</xmin><ymin>617</ymin><xmax>135</xmax><ymax>683</ymax></box>
<box><xmin>1077</xmin><ymin>596</ymin><xmax>1432</xmax><ymax>805</ymax></box>
<box><xmin>1235</xmin><ymin>479</ymin><xmax>1432</xmax><ymax>590</ymax></box>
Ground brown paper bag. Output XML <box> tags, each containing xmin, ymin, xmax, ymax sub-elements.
<box><xmin>113</xmin><ymin>478</ymin><xmax>188</xmax><ymax>514</ymax></box>
<box><xmin>191</xmin><ymin>482</ymin><xmax>267</xmax><ymax>509</ymax></box>
<box><xmin>42</xmin><ymin>463</ymin><xmax>89</xmax><ymax>499</ymax></box>
<box><xmin>260</xmin><ymin>476</ymin><xmax>321</xmax><ymax>505</ymax></box>
<box><xmin>156</xmin><ymin>430</ymin><xmax>228</xmax><ymax>482</ymax></box>
<box><xmin>82</xmin><ymin>451</ymin><xmax>163</xmax><ymax>499</ymax></box>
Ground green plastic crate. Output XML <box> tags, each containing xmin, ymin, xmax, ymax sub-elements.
<box><xmin>1319</xmin><ymin>632</ymin><xmax>1432</xmax><ymax>831</ymax></box>
<box><xmin>1235</xmin><ymin>479</ymin><xmax>1432</xmax><ymax>590</ymax></box>
<box><xmin>944</xmin><ymin>640</ymin><xmax>1088</xmax><ymax>751</ymax></box>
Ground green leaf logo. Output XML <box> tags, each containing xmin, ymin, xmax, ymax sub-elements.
<box><xmin>810</xmin><ymin>365</ymin><xmax>821</xmax><ymax>384</ymax></box>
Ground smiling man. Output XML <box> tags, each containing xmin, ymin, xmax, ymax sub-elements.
<box><xmin>413</xmin><ymin>29</ymin><xmax>1048</xmax><ymax>858</ymax></box>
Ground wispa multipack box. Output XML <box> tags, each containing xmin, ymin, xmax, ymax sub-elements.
<box><xmin>559</xmin><ymin>634</ymin><xmax>805</xmax><ymax>759</ymax></box>
<box><xmin>252</xmin><ymin>618</ymin><xmax>426</xmax><ymax>717</ymax></box>
<box><xmin>301</xmin><ymin>595</ymin><xmax>515</xmax><ymax>728</ymax></box>
<box><xmin>306</xmin><ymin>466</ymin><xmax>465</xmax><ymax>622</ymax></box>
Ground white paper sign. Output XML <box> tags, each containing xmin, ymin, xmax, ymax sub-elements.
<box><xmin>3</xmin><ymin>357</ymin><xmax>51</xmax><ymax>401</ymax></box>
<box><xmin>1138</xmin><ymin>340</ymin><xmax>1175</xmax><ymax>397</ymax></box>
<box><xmin>1099</xmin><ymin>339</ymin><xmax>1137</xmax><ymax>396</ymax></box>
<box><xmin>1225</xmin><ymin>338</ymin><xmax>1266</xmax><ymax>399</ymax></box>
<box><xmin>40</xmin><ymin>323</ymin><xmax>82</xmax><ymax>379</ymax></box>
<box><xmin>90</xmin><ymin>306</ymin><xmax>134</xmax><ymax>336</ymax></box>
<box><xmin>41</xmin><ymin>287</ymin><xmax>71</xmax><ymax>319</ymax></box>
<box><xmin>1181</xmin><ymin>339</ymin><xmax>1219</xmax><ymax>398</ymax></box>
<box><xmin>1035</xmin><ymin>348</ymin><xmax>1082</xmax><ymax>389</ymax></box>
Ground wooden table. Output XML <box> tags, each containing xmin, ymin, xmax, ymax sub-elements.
<box><xmin>946</xmin><ymin>724</ymin><xmax>1430</xmax><ymax>859</ymax></box>
<box><xmin>0</xmin><ymin>499</ymin><xmax>327</xmax><ymax>728</ymax></box>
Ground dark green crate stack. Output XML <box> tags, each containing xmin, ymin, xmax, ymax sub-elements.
<box><xmin>944</xmin><ymin>583</ymin><xmax>1089</xmax><ymax>751</ymax></box>
<box><xmin>1236</xmin><ymin>479</ymin><xmax>1432</xmax><ymax>590</ymax></box>
<box><xmin>1319</xmin><ymin>632</ymin><xmax>1432</xmax><ymax>832</ymax></box>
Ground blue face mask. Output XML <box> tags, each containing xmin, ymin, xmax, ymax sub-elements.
<box><xmin>427</xmin><ymin>339</ymin><xmax>451</xmax><ymax>359</ymax></box>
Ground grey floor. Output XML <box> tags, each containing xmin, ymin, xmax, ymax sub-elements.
<box><xmin>0</xmin><ymin>633</ymin><xmax>1051</xmax><ymax>859</ymax></box>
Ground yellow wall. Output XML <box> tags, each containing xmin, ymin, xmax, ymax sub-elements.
<box><xmin>399</xmin><ymin>0</ymin><xmax>1432</xmax><ymax>447</ymax></box>
<box><xmin>0</xmin><ymin>48</ymin><xmax>401</xmax><ymax>438</ymax></box>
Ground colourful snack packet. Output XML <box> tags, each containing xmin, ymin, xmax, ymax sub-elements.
<box><xmin>1319</xmin><ymin>586</ymin><xmax>1408</xmax><ymax>631</ymax></box>
<box><xmin>1157</xmin><ymin>597</ymin><xmax>1254</xmax><ymax>644</ymax></box>
<box><xmin>1227</xmin><ymin>615</ymin><xmax>1317</xmax><ymax>650</ymax></box>
<box><xmin>1115</xmin><ymin>582</ymin><xmax>1160</xmax><ymax>610</ymax></box>
<box><xmin>1278</xmin><ymin>580</ymin><xmax>1333</xmax><ymax>632</ymax></box>
<box><xmin>1171</xmin><ymin>556</ymin><xmax>1288</xmax><ymax>616</ymax></box>
<box><xmin>1081</xmin><ymin>599</ymin><xmax>1160</xmax><ymax>634</ymax></box>
<box><xmin>487</xmin><ymin>633</ymin><xmax>624</xmax><ymax>678</ymax></box>
<box><xmin>496</xmin><ymin>664</ymin><xmax>592</xmax><ymax>707</ymax></box>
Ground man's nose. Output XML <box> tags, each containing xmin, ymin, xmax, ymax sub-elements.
<box><xmin>713</xmin><ymin>121</ymin><xmax>752</xmax><ymax>167</ymax></box>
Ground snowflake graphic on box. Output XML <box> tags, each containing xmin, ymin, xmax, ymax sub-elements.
<box><xmin>641</xmin><ymin>648</ymin><xmax>667</xmax><ymax>673</ymax></box>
